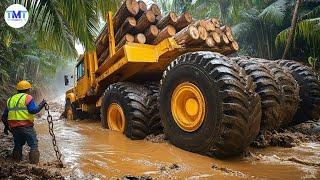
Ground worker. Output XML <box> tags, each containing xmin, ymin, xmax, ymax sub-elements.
<box><xmin>1</xmin><ymin>80</ymin><xmax>46</xmax><ymax>164</ymax></box>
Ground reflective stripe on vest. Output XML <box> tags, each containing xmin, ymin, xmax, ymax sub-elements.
<box><xmin>7</xmin><ymin>93</ymin><xmax>34</xmax><ymax>121</ymax></box>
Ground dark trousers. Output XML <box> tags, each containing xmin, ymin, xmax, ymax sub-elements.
<box><xmin>12</xmin><ymin>126</ymin><xmax>38</xmax><ymax>151</ymax></box>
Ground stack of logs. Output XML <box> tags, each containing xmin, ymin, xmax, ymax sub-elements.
<box><xmin>95</xmin><ymin>0</ymin><xmax>239</xmax><ymax>65</ymax></box>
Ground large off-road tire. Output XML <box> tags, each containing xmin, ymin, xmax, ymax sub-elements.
<box><xmin>160</xmin><ymin>51</ymin><xmax>261</xmax><ymax>157</ymax></box>
<box><xmin>251</xmin><ymin>58</ymin><xmax>300</xmax><ymax>127</ymax></box>
<box><xmin>64</xmin><ymin>100</ymin><xmax>78</xmax><ymax>121</ymax></box>
<box><xmin>236</xmin><ymin>59</ymin><xmax>282</xmax><ymax>130</ymax></box>
<box><xmin>145</xmin><ymin>82</ymin><xmax>163</xmax><ymax>135</ymax></box>
<box><xmin>277</xmin><ymin>60</ymin><xmax>320</xmax><ymax>123</ymax></box>
<box><xmin>100</xmin><ymin>82</ymin><xmax>149</xmax><ymax>140</ymax></box>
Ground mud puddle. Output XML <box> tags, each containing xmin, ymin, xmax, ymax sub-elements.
<box><xmin>31</xmin><ymin>100</ymin><xmax>320</xmax><ymax>179</ymax></box>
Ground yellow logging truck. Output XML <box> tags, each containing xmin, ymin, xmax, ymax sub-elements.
<box><xmin>64</xmin><ymin>0</ymin><xmax>320</xmax><ymax>158</ymax></box>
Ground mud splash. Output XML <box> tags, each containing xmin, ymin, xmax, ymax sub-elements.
<box><xmin>30</xmin><ymin>98</ymin><xmax>320</xmax><ymax>179</ymax></box>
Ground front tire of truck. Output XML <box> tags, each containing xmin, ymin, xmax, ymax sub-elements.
<box><xmin>100</xmin><ymin>82</ymin><xmax>150</xmax><ymax>140</ymax></box>
<box><xmin>160</xmin><ymin>52</ymin><xmax>261</xmax><ymax>157</ymax></box>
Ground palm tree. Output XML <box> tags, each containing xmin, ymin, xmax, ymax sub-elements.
<box><xmin>17</xmin><ymin>0</ymin><xmax>120</xmax><ymax>57</ymax></box>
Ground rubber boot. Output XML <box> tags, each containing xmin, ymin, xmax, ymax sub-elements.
<box><xmin>29</xmin><ymin>149</ymin><xmax>40</xmax><ymax>164</ymax></box>
<box><xmin>12</xmin><ymin>148</ymin><xmax>22</xmax><ymax>162</ymax></box>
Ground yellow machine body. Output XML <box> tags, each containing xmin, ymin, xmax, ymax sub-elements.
<box><xmin>65</xmin><ymin>11</ymin><xmax>220</xmax><ymax>112</ymax></box>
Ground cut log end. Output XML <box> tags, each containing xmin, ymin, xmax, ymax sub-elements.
<box><xmin>205</xmin><ymin>37</ymin><xmax>215</xmax><ymax>47</ymax></box>
<box><xmin>149</xmin><ymin>4</ymin><xmax>161</xmax><ymax>17</ymax></box>
<box><xmin>231</xmin><ymin>41</ymin><xmax>239</xmax><ymax>51</ymax></box>
<box><xmin>211</xmin><ymin>32</ymin><xmax>221</xmax><ymax>44</ymax></box>
<box><xmin>134</xmin><ymin>33</ymin><xmax>146</xmax><ymax>44</ymax></box>
<box><xmin>198</xmin><ymin>26</ymin><xmax>208</xmax><ymax>40</ymax></box>
<box><xmin>126</xmin><ymin>0</ymin><xmax>140</xmax><ymax>15</ymax></box>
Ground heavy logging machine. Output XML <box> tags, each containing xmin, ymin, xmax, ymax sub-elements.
<box><xmin>64</xmin><ymin>0</ymin><xmax>320</xmax><ymax>158</ymax></box>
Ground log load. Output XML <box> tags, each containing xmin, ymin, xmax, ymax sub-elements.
<box><xmin>175</xmin><ymin>12</ymin><xmax>193</xmax><ymax>31</ymax></box>
<box><xmin>173</xmin><ymin>25</ymin><xmax>199</xmax><ymax>45</ymax></box>
<box><xmin>145</xmin><ymin>25</ymin><xmax>159</xmax><ymax>43</ymax></box>
<box><xmin>134</xmin><ymin>33</ymin><xmax>146</xmax><ymax>44</ymax></box>
<box><xmin>95</xmin><ymin>1</ymin><xmax>240</xmax><ymax>62</ymax></box>
<box><xmin>135</xmin><ymin>1</ymin><xmax>147</xmax><ymax>19</ymax></box>
<box><xmin>116</xmin><ymin>34</ymin><xmax>135</xmax><ymax>51</ymax></box>
<box><xmin>115</xmin><ymin>17</ymin><xmax>137</xmax><ymax>43</ymax></box>
<box><xmin>157</xmin><ymin>12</ymin><xmax>178</xmax><ymax>29</ymax></box>
<box><xmin>113</xmin><ymin>0</ymin><xmax>139</xmax><ymax>31</ymax></box>
<box><xmin>135</xmin><ymin>10</ymin><xmax>156</xmax><ymax>33</ymax></box>
<box><xmin>153</xmin><ymin>25</ymin><xmax>176</xmax><ymax>44</ymax></box>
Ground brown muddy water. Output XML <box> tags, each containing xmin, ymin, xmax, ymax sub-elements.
<box><xmin>34</xmin><ymin>100</ymin><xmax>320</xmax><ymax>179</ymax></box>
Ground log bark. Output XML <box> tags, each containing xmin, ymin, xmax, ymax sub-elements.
<box><xmin>98</xmin><ymin>49</ymin><xmax>109</xmax><ymax>65</ymax></box>
<box><xmin>175</xmin><ymin>12</ymin><xmax>193</xmax><ymax>31</ymax></box>
<box><xmin>205</xmin><ymin>37</ymin><xmax>215</xmax><ymax>47</ymax></box>
<box><xmin>148</xmin><ymin>4</ymin><xmax>162</xmax><ymax>17</ymax></box>
<box><xmin>135</xmin><ymin>1</ymin><xmax>147</xmax><ymax>19</ymax></box>
<box><xmin>155</xmin><ymin>14</ymin><xmax>163</xmax><ymax>24</ymax></box>
<box><xmin>115</xmin><ymin>17</ymin><xmax>137</xmax><ymax>43</ymax></box>
<box><xmin>157</xmin><ymin>12</ymin><xmax>178</xmax><ymax>29</ymax></box>
<box><xmin>134</xmin><ymin>33</ymin><xmax>146</xmax><ymax>44</ymax></box>
<box><xmin>145</xmin><ymin>25</ymin><xmax>159</xmax><ymax>43</ymax></box>
<box><xmin>113</xmin><ymin>0</ymin><xmax>139</xmax><ymax>31</ymax></box>
<box><xmin>135</xmin><ymin>10</ymin><xmax>156</xmax><ymax>33</ymax></box>
<box><xmin>152</xmin><ymin>25</ymin><xmax>176</xmax><ymax>44</ymax></box>
<box><xmin>173</xmin><ymin>25</ymin><xmax>199</xmax><ymax>45</ymax></box>
<box><xmin>116</xmin><ymin>34</ymin><xmax>135</xmax><ymax>51</ymax></box>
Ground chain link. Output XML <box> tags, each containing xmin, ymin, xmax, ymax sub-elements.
<box><xmin>45</xmin><ymin>103</ymin><xmax>64</xmax><ymax>168</ymax></box>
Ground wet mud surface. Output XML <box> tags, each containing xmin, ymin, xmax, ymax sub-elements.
<box><xmin>0</xmin><ymin>98</ymin><xmax>319</xmax><ymax>179</ymax></box>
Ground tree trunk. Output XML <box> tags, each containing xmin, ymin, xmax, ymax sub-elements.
<box><xmin>189</xmin><ymin>26</ymin><xmax>207</xmax><ymax>45</ymax></box>
<box><xmin>173</xmin><ymin>25</ymin><xmax>199</xmax><ymax>45</ymax></box>
<box><xmin>145</xmin><ymin>25</ymin><xmax>159</xmax><ymax>43</ymax></box>
<box><xmin>148</xmin><ymin>4</ymin><xmax>162</xmax><ymax>17</ymax></box>
<box><xmin>135</xmin><ymin>1</ymin><xmax>147</xmax><ymax>19</ymax></box>
<box><xmin>282</xmin><ymin>0</ymin><xmax>301</xmax><ymax>59</ymax></box>
<box><xmin>116</xmin><ymin>34</ymin><xmax>135</xmax><ymax>51</ymax></box>
<box><xmin>175</xmin><ymin>12</ymin><xmax>193</xmax><ymax>31</ymax></box>
<box><xmin>115</xmin><ymin>17</ymin><xmax>137</xmax><ymax>43</ymax></box>
<box><xmin>152</xmin><ymin>25</ymin><xmax>176</xmax><ymax>44</ymax></box>
<box><xmin>135</xmin><ymin>10</ymin><xmax>156</xmax><ymax>33</ymax></box>
<box><xmin>157</xmin><ymin>12</ymin><xmax>178</xmax><ymax>29</ymax></box>
<box><xmin>113</xmin><ymin>0</ymin><xmax>139</xmax><ymax>31</ymax></box>
<box><xmin>205</xmin><ymin>37</ymin><xmax>215</xmax><ymax>47</ymax></box>
<box><xmin>134</xmin><ymin>33</ymin><xmax>146</xmax><ymax>44</ymax></box>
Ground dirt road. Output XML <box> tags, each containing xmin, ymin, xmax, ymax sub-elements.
<box><xmin>0</xmin><ymin>98</ymin><xmax>319</xmax><ymax>179</ymax></box>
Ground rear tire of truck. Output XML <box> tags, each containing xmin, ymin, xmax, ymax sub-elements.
<box><xmin>145</xmin><ymin>82</ymin><xmax>163</xmax><ymax>135</ymax></box>
<box><xmin>65</xmin><ymin>100</ymin><xmax>78</xmax><ymax>121</ymax></box>
<box><xmin>160</xmin><ymin>52</ymin><xmax>261</xmax><ymax>157</ymax></box>
<box><xmin>277</xmin><ymin>60</ymin><xmax>320</xmax><ymax>123</ymax></box>
<box><xmin>236</xmin><ymin>59</ymin><xmax>282</xmax><ymax>131</ymax></box>
<box><xmin>251</xmin><ymin>58</ymin><xmax>300</xmax><ymax>127</ymax></box>
<box><xmin>100</xmin><ymin>82</ymin><xmax>150</xmax><ymax>140</ymax></box>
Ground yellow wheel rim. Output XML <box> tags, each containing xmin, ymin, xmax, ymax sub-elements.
<box><xmin>66</xmin><ymin>108</ymin><xmax>73</xmax><ymax>121</ymax></box>
<box><xmin>171</xmin><ymin>82</ymin><xmax>206</xmax><ymax>132</ymax></box>
<box><xmin>107</xmin><ymin>103</ymin><xmax>126</xmax><ymax>133</ymax></box>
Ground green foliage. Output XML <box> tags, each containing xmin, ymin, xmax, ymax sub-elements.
<box><xmin>308</xmin><ymin>57</ymin><xmax>318</xmax><ymax>69</ymax></box>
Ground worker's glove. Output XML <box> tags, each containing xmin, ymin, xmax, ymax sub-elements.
<box><xmin>39</xmin><ymin>99</ymin><xmax>47</xmax><ymax>109</ymax></box>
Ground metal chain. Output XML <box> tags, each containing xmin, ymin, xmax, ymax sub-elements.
<box><xmin>45</xmin><ymin>103</ymin><xmax>64</xmax><ymax>168</ymax></box>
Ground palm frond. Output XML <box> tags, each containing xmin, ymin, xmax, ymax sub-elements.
<box><xmin>258</xmin><ymin>0</ymin><xmax>287</xmax><ymax>26</ymax></box>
